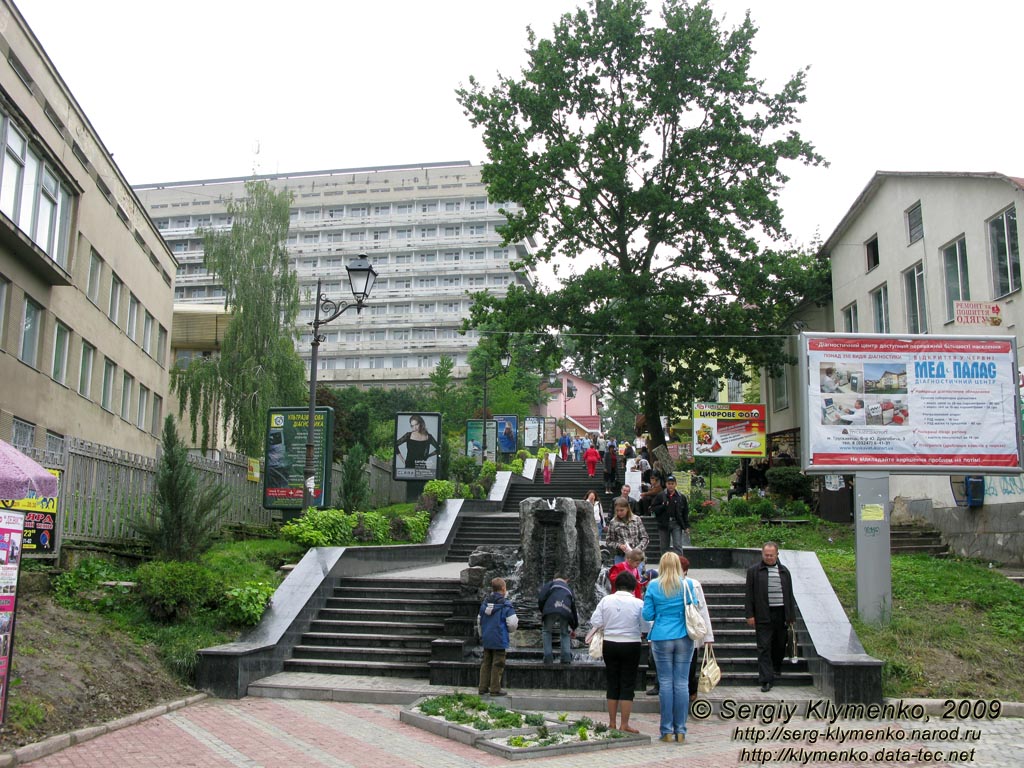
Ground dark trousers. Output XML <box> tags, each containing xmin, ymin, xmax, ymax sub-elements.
<box><xmin>755</xmin><ymin>606</ymin><xmax>788</xmax><ymax>684</ymax></box>
<box><xmin>603</xmin><ymin>640</ymin><xmax>642</xmax><ymax>701</ymax></box>
<box><xmin>479</xmin><ymin>648</ymin><xmax>507</xmax><ymax>694</ymax></box>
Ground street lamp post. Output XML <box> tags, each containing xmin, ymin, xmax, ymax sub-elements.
<box><xmin>480</xmin><ymin>351</ymin><xmax>512</xmax><ymax>463</ymax></box>
<box><xmin>302</xmin><ymin>255</ymin><xmax>378</xmax><ymax>510</ymax></box>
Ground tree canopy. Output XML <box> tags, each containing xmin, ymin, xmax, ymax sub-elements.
<box><xmin>457</xmin><ymin>0</ymin><xmax>826</xmax><ymax>447</ymax></box>
<box><xmin>171</xmin><ymin>179</ymin><xmax>307</xmax><ymax>456</ymax></box>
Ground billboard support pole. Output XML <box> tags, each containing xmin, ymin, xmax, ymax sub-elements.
<box><xmin>854</xmin><ymin>471</ymin><xmax>893</xmax><ymax>625</ymax></box>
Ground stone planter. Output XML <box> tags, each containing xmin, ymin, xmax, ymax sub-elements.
<box><xmin>400</xmin><ymin>695</ymin><xmax>649</xmax><ymax>760</ymax></box>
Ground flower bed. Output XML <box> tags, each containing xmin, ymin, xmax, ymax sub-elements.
<box><xmin>400</xmin><ymin>694</ymin><xmax>649</xmax><ymax>760</ymax></box>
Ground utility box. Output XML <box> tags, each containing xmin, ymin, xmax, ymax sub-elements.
<box><xmin>965</xmin><ymin>476</ymin><xmax>985</xmax><ymax>508</ymax></box>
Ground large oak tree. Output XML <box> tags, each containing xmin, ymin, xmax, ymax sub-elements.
<box><xmin>458</xmin><ymin>0</ymin><xmax>825</xmax><ymax>448</ymax></box>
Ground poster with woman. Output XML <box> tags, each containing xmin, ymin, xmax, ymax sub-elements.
<box><xmin>494</xmin><ymin>415</ymin><xmax>519</xmax><ymax>455</ymax></box>
<box><xmin>394</xmin><ymin>413</ymin><xmax>442</xmax><ymax>481</ymax></box>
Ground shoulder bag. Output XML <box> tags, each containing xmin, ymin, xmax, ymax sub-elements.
<box><xmin>684</xmin><ymin>579</ymin><xmax>707</xmax><ymax>639</ymax></box>
<box><xmin>587</xmin><ymin>627</ymin><xmax>605</xmax><ymax>660</ymax></box>
<box><xmin>698</xmin><ymin>645</ymin><xmax>721</xmax><ymax>693</ymax></box>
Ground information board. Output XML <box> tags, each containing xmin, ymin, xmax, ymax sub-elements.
<box><xmin>263</xmin><ymin>407</ymin><xmax>334</xmax><ymax>509</ymax></box>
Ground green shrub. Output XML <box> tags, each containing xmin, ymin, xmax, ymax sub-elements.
<box><xmin>415</xmin><ymin>492</ymin><xmax>439</xmax><ymax>515</ymax></box>
<box><xmin>133</xmin><ymin>415</ymin><xmax>228</xmax><ymax>561</ymax></box>
<box><xmin>424</xmin><ymin>479</ymin><xmax>455</xmax><ymax>504</ymax></box>
<box><xmin>479</xmin><ymin>461</ymin><xmax>497</xmax><ymax>490</ymax></box>
<box><xmin>750</xmin><ymin>497</ymin><xmax>776</xmax><ymax>519</ymax></box>
<box><xmin>340</xmin><ymin>443</ymin><xmax>371</xmax><ymax>513</ymax></box>
<box><xmin>405</xmin><ymin>511</ymin><xmax>431</xmax><ymax>543</ymax></box>
<box><xmin>449</xmin><ymin>455</ymin><xmax>478</xmax><ymax>484</ymax></box>
<box><xmin>280</xmin><ymin>508</ymin><xmax>355</xmax><ymax>548</ymax></box>
<box><xmin>508</xmin><ymin>459</ymin><xmax>524</xmax><ymax>475</ymax></box>
<box><xmin>722</xmin><ymin>497</ymin><xmax>750</xmax><ymax>517</ymax></box>
<box><xmin>765</xmin><ymin>466</ymin><xmax>813</xmax><ymax>502</ymax></box>
<box><xmin>389</xmin><ymin>515</ymin><xmax>409</xmax><ymax>541</ymax></box>
<box><xmin>784</xmin><ymin>499</ymin><xmax>811</xmax><ymax>517</ymax></box>
<box><xmin>53</xmin><ymin>558</ymin><xmax>133</xmax><ymax>611</ymax></box>
<box><xmin>516</xmin><ymin>450</ymin><xmax>530</xmax><ymax>461</ymax></box>
<box><xmin>351</xmin><ymin>511</ymin><xmax>390</xmax><ymax>544</ymax></box>
<box><xmin>220</xmin><ymin>581</ymin><xmax>276</xmax><ymax>626</ymax></box>
<box><xmin>470</xmin><ymin>482</ymin><xmax>486</xmax><ymax>499</ymax></box>
<box><xmin>135</xmin><ymin>560</ymin><xmax>223</xmax><ymax>621</ymax></box>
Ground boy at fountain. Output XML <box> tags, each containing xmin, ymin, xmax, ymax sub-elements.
<box><xmin>478</xmin><ymin>577</ymin><xmax>519</xmax><ymax>696</ymax></box>
<box><xmin>538</xmin><ymin>575</ymin><xmax>579</xmax><ymax>665</ymax></box>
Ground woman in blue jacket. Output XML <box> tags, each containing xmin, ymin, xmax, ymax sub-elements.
<box><xmin>642</xmin><ymin>550</ymin><xmax>694</xmax><ymax>742</ymax></box>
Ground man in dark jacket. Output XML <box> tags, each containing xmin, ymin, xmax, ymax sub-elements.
<box><xmin>538</xmin><ymin>575</ymin><xmax>579</xmax><ymax>664</ymax></box>
<box><xmin>650</xmin><ymin>475</ymin><xmax>690</xmax><ymax>553</ymax></box>
<box><xmin>478</xmin><ymin>577</ymin><xmax>519</xmax><ymax>696</ymax></box>
<box><xmin>744</xmin><ymin>542</ymin><xmax>796</xmax><ymax>692</ymax></box>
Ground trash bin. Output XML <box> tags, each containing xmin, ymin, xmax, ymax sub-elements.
<box><xmin>965</xmin><ymin>476</ymin><xmax>985</xmax><ymax>508</ymax></box>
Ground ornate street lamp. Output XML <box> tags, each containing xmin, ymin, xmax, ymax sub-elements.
<box><xmin>302</xmin><ymin>255</ymin><xmax>378</xmax><ymax>510</ymax></box>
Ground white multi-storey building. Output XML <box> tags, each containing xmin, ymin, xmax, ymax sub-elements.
<box><xmin>135</xmin><ymin>161</ymin><xmax>534</xmax><ymax>387</ymax></box>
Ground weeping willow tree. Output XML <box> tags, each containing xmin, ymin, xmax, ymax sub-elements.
<box><xmin>171</xmin><ymin>179</ymin><xmax>307</xmax><ymax>456</ymax></box>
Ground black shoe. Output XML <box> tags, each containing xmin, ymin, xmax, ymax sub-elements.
<box><xmin>646</xmin><ymin>686</ymin><xmax>660</xmax><ymax>696</ymax></box>
<box><xmin>490</xmin><ymin>689</ymin><xmax>509</xmax><ymax>696</ymax></box>
<box><xmin>760</xmin><ymin>683</ymin><xmax>772</xmax><ymax>692</ymax></box>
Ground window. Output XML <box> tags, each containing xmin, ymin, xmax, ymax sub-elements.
<box><xmin>393</xmin><ymin>278</ymin><xmax>411</xmax><ymax>290</ymax></box>
<box><xmin>419</xmin><ymin>226</ymin><xmax>436</xmax><ymax>238</ymax></box>
<box><xmin>907</xmin><ymin>202</ymin><xmax>924</xmax><ymax>244</ymax></box>
<box><xmin>137</xmin><ymin>386</ymin><xmax>149</xmax><ymax>430</ymax></box>
<box><xmin>373</xmin><ymin>205</ymin><xmax>390</xmax><ymax>216</ymax></box>
<box><xmin>871</xmin><ymin>284</ymin><xmax>890</xmax><ymax>333</ymax></box>
<box><xmin>349</xmin><ymin>230</ymin><xmax>365</xmax><ymax>241</ymax></box>
<box><xmin>444</xmin><ymin>226</ymin><xmax>460</xmax><ymax>237</ymax></box>
<box><xmin>19</xmin><ymin>296</ymin><xmax>42</xmax><ymax>367</ymax></box>
<box><xmin>866</xmin><ymin>236</ymin><xmax>880</xmax><ymax>271</ymax></box>
<box><xmin>0</xmin><ymin>276</ymin><xmax>7</xmax><ymax>345</ymax></box>
<box><xmin>87</xmin><ymin>250</ymin><xmax>102</xmax><ymax>304</ymax></box>
<box><xmin>395</xmin><ymin>228</ymin><xmax>412</xmax><ymax>239</ymax></box>
<box><xmin>45</xmin><ymin>430</ymin><xmax>63</xmax><ymax>456</ymax></box>
<box><xmin>52</xmin><ymin>322</ymin><xmax>70</xmax><ymax>383</ymax></box>
<box><xmin>392</xmin><ymin>329</ymin><xmax>410</xmax><ymax>340</ymax></box>
<box><xmin>156</xmin><ymin>325</ymin><xmax>167</xmax><ymax>366</ymax></box>
<box><xmin>396</xmin><ymin>203</ymin><xmax>413</xmax><ymax>215</ymax></box>
<box><xmin>904</xmin><ymin>262</ymin><xmax>928</xmax><ymax>333</ymax></box>
<box><xmin>108</xmin><ymin>274</ymin><xmax>122</xmax><ymax>323</ymax></box>
<box><xmin>151</xmin><ymin>395</ymin><xmax>163</xmax><ymax>436</ymax></box>
<box><xmin>79</xmin><ymin>341</ymin><xmax>95</xmax><ymax>397</ymax></box>
<box><xmin>420</xmin><ymin>202</ymin><xmax>436</xmax><ymax>214</ymax></box>
<box><xmin>841</xmin><ymin>303</ymin><xmax>859</xmax><ymax>333</ymax></box>
<box><xmin>11</xmin><ymin>417</ymin><xmax>34</xmax><ymax>450</ymax></box>
<box><xmin>771</xmin><ymin>368</ymin><xmax>789</xmax><ymax>412</ymax></box>
<box><xmin>418</xmin><ymin>252</ymin><xmax>436</xmax><ymax>263</ymax></box>
<box><xmin>101</xmin><ymin>358</ymin><xmax>116</xmax><ymax>411</ymax></box>
<box><xmin>989</xmin><ymin>206</ymin><xmax>1020</xmax><ymax>297</ymax></box>
<box><xmin>127</xmin><ymin>294</ymin><xmax>139</xmax><ymax>341</ymax></box>
<box><xmin>469</xmin><ymin>198</ymin><xmax>487</xmax><ymax>211</ymax></box>
<box><xmin>395</xmin><ymin>254</ymin><xmax>411</xmax><ymax>265</ymax></box>
<box><xmin>0</xmin><ymin>115</ymin><xmax>73</xmax><ymax>267</ymax></box>
<box><xmin>142</xmin><ymin>311</ymin><xmax>154</xmax><ymax>354</ymax></box>
<box><xmin>417</xmin><ymin>277</ymin><xmax>436</xmax><ymax>288</ymax></box>
<box><xmin>942</xmin><ymin>236</ymin><xmax>970</xmax><ymax>321</ymax></box>
<box><xmin>417</xmin><ymin>302</ymin><xmax>435</xmax><ymax>314</ymax></box>
<box><xmin>467</xmin><ymin>223</ymin><xmax>485</xmax><ymax>236</ymax></box>
<box><xmin>444</xmin><ymin>201</ymin><xmax>461</xmax><ymax>212</ymax></box>
<box><xmin>120</xmin><ymin>372</ymin><xmax>133</xmax><ymax>421</ymax></box>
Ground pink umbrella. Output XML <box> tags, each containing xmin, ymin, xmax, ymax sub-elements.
<box><xmin>0</xmin><ymin>439</ymin><xmax>58</xmax><ymax>501</ymax></box>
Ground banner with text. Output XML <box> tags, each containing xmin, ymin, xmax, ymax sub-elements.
<box><xmin>692</xmin><ymin>403</ymin><xmax>767</xmax><ymax>458</ymax></box>
<box><xmin>803</xmin><ymin>334</ymin><xmax>1023</xmax><ymax>473</ymax></box>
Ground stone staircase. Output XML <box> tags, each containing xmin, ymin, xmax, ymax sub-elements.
<box><xmin>283</xmin><ymin>576</ymin><xmax>460</xmax><ymax>678</ymax></box>
<box><xmin>428</xmin><ymin>580</ymin><xmax>813</xmax><ymax>690</ymax></box>
<box><xmin>445</xmin><ymin>513</ymin><xmax>521</xmax><ymax>563</ymax></box>
<box><xmin>890</xmin><ymin>523</ymin><xmax>949</xmax><ymax>557</ymax></box>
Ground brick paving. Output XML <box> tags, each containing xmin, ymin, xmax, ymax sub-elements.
<box><xmin>20</xmin><ymin>692</ymin><xmax>1024</xmax><ymax>768</ymax></box>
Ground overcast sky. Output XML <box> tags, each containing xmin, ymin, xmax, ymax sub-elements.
<box><xmin>14</xmin><ymin>0</ymin><xmax>1024</xmax><ymax>252</ymax></box>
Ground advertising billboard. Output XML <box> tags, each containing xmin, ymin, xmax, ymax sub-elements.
<box><xmin>466</xmin><ymin>419</ymin><xmax>497</xmax><ymax>463</ymax></box>
<box><xmin>692</xmin><ymin>403</ymin><xmax>767</xmax><ymax>458</ymax></box>
<box><xmin>524</xmin><ymin>417</ymin><xmax>544</xmax><ymax>448</ymax></box>
<box><xmin>2</xmin><ymin>468</ymin><xmax>59</xmax><ymax>556</ymax></box>
<box><xmin>801</xmin><ymin>333</ymin><xmax>1023</xmax><ymax>474</ymax></box>
<box><xmin>263</xmin><ymin>407</ymin><xmax>334</xmax><ymax>509</ymax></box>
<box><xmin>0</xmin><ymin>509</ymin><xmax>24</xmax><ymax>723</ymax></box>
<box><xmin>394</xmin><ymin>413</ymin><xmax>442</xmax><ymax>481</ymax></box>
<box><xmin>494</xmin><ymin>415</ymin><xmax>519</xmax><ymax>455</ymax></box>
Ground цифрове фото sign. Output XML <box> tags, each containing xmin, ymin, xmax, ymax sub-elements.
<box><xmin>263</xmin><ymin>407</ymin><xmax>334</xmax><ymax>509</ymax></box>
<box><xmin>801</xmin><ymin>333</ymin><xmax>1023</xmax><ymax>474</ymax></box>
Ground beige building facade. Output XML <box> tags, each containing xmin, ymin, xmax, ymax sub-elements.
<box><xmin>135</xmin><ymin>162</ymin><xmax>535</xmax><ymax>388</ymax></box>
<box><xmin>0</xmin><ymin>1</ymin><xmax>176</xmax><ymax>458</ymax></box>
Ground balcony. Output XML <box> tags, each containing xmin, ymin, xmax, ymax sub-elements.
<box><xmin>0</xmin><ymin>210</ymin><xmax>71</xmax><ymax>286</ymax></box>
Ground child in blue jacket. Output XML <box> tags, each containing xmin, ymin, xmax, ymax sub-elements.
<box><xmin>478</xmin><ymin>577</ymin><xmax>519</xmax><ymax>696</ymax></box>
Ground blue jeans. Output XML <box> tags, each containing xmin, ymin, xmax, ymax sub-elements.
<box><xmin>542</xmin><ymin>614</ymin><xmax>572</xmax><ymax>663</ymax></box>
<box><xmin>651</xmin><ymin>636</ymin><xmax>695</xmax><ymax>736</ymax></box>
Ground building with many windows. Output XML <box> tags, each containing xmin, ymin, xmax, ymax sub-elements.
<box><xmin>0</xmin><ymin>0</ymin><xmax>176</xmax><ymax>458</ymax></box>
<box><xmin>762</xmin><ymin>171</ymin><xmax>1024</xmax><ymax>514</ymax></box>
<box><xmin>135</xmin><ymin>162</ymin><xmax>535</xmax><ymax>387</ymax></box>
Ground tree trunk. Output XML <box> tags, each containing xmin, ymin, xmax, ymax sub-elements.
<box><xmin>641</xmin><ymin>365</ymin><xmax>665</xmax><ymax>450</ymax></box>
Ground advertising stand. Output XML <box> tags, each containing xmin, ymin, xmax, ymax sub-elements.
<box><xmin>800</xmin><ymin>333</ymin><xmax>1024</xmax><ymax>623</ymax></box>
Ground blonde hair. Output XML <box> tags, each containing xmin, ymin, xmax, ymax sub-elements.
<box><xmin>627</xmin><ymin>549</ymin><xmax>645</xmax><ymax>565</ymax></box>
<box><xmin>656</xmin><ymin>551</ymin><xmax>684</xmax><ymax>597</ymax></box>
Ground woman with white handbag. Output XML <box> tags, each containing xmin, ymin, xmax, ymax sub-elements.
<box><xmin>586</xmin><ymin>570</ymin><xmax>651</xmax><ymax>734</ymax></box>
<box><xmin>681</xmin><ymin>559</ymin><xmax>716</xmax><ymax>700</ymax></box>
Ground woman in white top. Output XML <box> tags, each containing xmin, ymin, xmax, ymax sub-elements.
<box><xmin>585</xmin><ymin>490</ymin><xmax>604</xmax><ymax>539</ymax></box>
<box><xmin>586</xmin><ymin>570</ymin><xmax>651</xmax><ymax>734</ymax></box>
